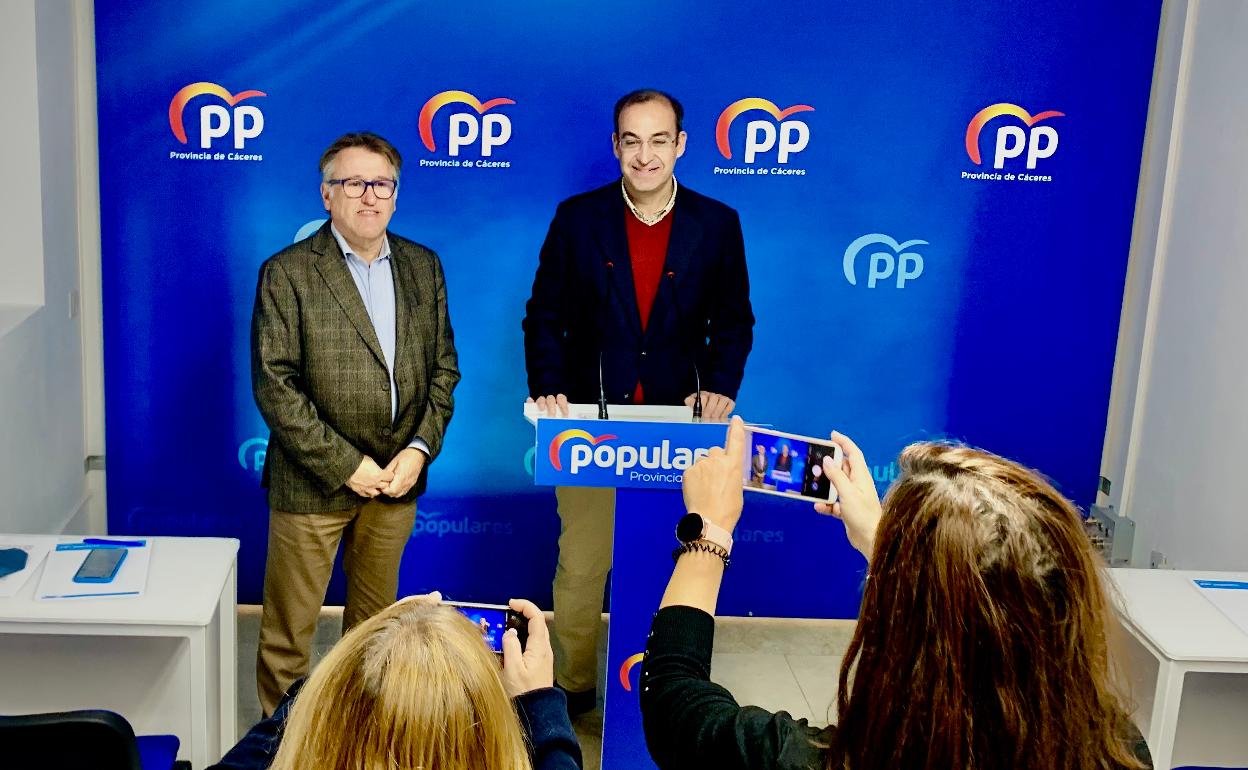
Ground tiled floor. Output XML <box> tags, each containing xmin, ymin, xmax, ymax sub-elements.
<box><xmin>235</xmin><ymin>607</ymin><xmax>854</xmax><ymax>770</ymax></box>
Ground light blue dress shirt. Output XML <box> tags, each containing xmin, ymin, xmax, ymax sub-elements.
<box><xmin>331</xmin><ymin>224</ymin><xmax>429</xmax><ymax>457</ymax></box>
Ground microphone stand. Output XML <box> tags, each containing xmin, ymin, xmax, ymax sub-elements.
<box><xmin>598</xmin><ymin>352</ymin><xmax>609</xmax><ymax>420</ymax></box>
<box><xmin>663</xmin><ymin>271</ymin><xmax>702</xmax><ymax>423</ymax></box>
<box><xmin>598</xmin><ymin>262</ymin><xmax>616</xmax><ymax>420</ymax></box>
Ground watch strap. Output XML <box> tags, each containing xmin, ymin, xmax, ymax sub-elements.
<box><xmin>700</xmin><ymin>518</ymin><xmax>733</xmax><ymax>553</ymax></box>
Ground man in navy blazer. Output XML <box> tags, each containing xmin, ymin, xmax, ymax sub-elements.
<box><xmin>522</xmin><ymin>89</ymin><xmax>754</xmax><ymax>713</ymax></box>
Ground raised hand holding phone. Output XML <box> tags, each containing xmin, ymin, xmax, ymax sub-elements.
<box><xmin>682</xmin><ymin>416</ymin><xmax>747</xmax><ymax>535</ymax></box>
<box><xmin>814</xmin><ymin>431</ymin><xmax>882</xmax><ymax>561</ymax></box>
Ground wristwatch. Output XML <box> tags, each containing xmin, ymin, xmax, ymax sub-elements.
<box><xmin>675</xmin><ymin>512</ymin><xmax>733</xmax><ymax>554</ymax></box>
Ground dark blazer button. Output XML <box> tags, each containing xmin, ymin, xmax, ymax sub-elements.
<box><xmin>381</xmin><ymin>427</ymin><xmax>392</xmax><ymax>437</ymax></box>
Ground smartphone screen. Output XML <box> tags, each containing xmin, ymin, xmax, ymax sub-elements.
<box><xmin>445</xmin><ymin>602</ymin><xmax>509</xmax><ymax>654</ymax></box>
<box><xmin>743</xmin><ymin>426</ymin><xmax>843</xmax><ymax>503</ymax></box>
<box><xmin>73</xmin><ymin>547</ymin><xmax>127</xmax><ymax>582</ymax></box>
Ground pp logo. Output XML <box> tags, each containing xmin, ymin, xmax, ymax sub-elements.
<box><xmin>294</xmin><ymin>219</ymin><xmax>327</xmax><ymax>243</ymax></box>
<box><xmin>238</xmin><ymin>437</ymin><xmax>268</xmax><ymax>473</ymax></box>
<box><xmin>716</xmin><ymin>98</ymin><xmax>814</xmax><ymax>164</ymax></box>
<box><xmin>843</xmin><ymin>234</ymin><xmax>928</xmax><ymax>289</ymax></box>
<box><xmin>549</xmin><ymin>430</ymin><xmax>617</xmax><ymax>472</ymax></box>
<box><xmin>418</xmin><ymin>90</ymin><xmax>514</xmax><ymax>157</ymax></box>
<box><xmin>169</xmin><ymin>82</ymin><xmax>266</xmax><ymax>149</ymax></box>
<box><xmin>965</xmin><ymin>103</ymin><xmax>1064</xmax><ymax>170</ymax></box>
<box><xmin>618</xmin><ymin>652</ymin><xmax>644</xmax><ymax>692</ymax></box>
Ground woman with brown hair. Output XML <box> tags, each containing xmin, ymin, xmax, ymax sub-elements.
<box><xmin>640</xmin><ymin>416</ymin><xmax>1151</xmax><ymax>770</ymax></box>
<box><xmin>210</xmin><ymin>595</ymin><xmax>582</xmax><ymax>770</ymax></box>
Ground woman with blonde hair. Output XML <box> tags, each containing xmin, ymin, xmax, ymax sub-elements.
<box><xmin>211</xmin><ymin>595</ymin><xmax>582</xmax><ymax>770</ymax></box>
<box><xmin>641</xmin><ymin>416</ymin><xmax>1151</xmax><ymax>770</ymax></box>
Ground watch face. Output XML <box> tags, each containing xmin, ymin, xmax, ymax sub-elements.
<box><xmin>676</xmin><ymin>512</ymin><xmax>704</xmax><ymax>543</ymax></box>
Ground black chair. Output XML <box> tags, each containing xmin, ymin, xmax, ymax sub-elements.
<box><xmin>0</xmin><ymin>709</ymin><xmax>186</xmax><ymax>770</ymax></box>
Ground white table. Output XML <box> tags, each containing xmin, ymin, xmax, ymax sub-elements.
<box><xmin>0</xmin><ymin>536</ymin><xmax>238</xmax><ymax>768</ymax></box>
<box><xmin>1109</xmin><ymin>568</ymin><xmax>1248</xmax><ymax>769</ymax></box>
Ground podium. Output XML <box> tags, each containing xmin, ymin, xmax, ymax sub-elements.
<box><xmin>527</xmin><ymin>404</ymin><xmax>729</xmax><ymax>770</ymax></box>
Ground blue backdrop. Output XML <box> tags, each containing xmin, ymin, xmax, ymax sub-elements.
<box><xmin>95</xmin><ymin>0</ymin><xmax>1162</xmax><ymax>616</ymax></box>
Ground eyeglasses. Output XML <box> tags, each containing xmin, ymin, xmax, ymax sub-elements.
<box><xmin>617</xmin><ymin>135</ymin><xmax>675</xmax><ymax>154</ymax></box>
<box><xmin>327</xmin><ymin>178</ymin><xmax>398</xmax><ymax>199</ymax></box>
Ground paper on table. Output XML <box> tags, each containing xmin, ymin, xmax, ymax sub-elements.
<box><xmin>1192</xmin><ymin>579</ymin><xmax>1248</xmax><ymax>640</ymax></box>
<box><xmin>36</xmin><ymin>541</ymin><xmax>152</xmax><ymax>600</ymax></box>
<box><xmin>0</xmin><ymin>535</ymin><xmax>56</xmax><ymax>598</ymax></box>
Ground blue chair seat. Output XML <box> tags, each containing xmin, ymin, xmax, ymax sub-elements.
<box><xmin>136</xmin><ymin>733</ymin><xmax>181</xmax><ymax>769</ymax></box>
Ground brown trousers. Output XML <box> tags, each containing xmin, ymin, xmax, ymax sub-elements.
<box><xmin>552</xmin><ymin>486</ymin><xmax>616</xmax><ymax>693</ymax></box>
<box><xmin>256</xmin><ymin>498</ymin><xmax>416</xmax><ymax>714</ymax></box>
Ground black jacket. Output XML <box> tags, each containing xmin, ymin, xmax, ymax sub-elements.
<box><xmin>639</xmin><ymin>606</ymin><xmax>1153</xmax><ymax>770</ymax></box>
<box><xmin>523</xmin><ymin>181</ymin><xmax>754</xmax><ymax>405</ymax></box>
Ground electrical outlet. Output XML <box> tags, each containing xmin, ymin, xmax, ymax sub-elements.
<box><xmin>1083</xmin><ymin>504</ymin><xmax>1135</xmax><ymax>566</ymax></box>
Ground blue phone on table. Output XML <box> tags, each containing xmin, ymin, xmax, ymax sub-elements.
<box><xmin>72</xmin><ymin>547</ymin><xmax>127</xmax><ymax>583</ymax></box>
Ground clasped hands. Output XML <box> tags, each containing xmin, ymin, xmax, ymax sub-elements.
<box><xmin>347</xmin><ymin>447</ymin><xmax>426</xmax><ymax>498</ymax></box>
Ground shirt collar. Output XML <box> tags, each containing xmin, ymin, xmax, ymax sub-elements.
<box><xmin>622</xmin><ymin>176</ymin><xmax>678</xmax><ymax>226</ymax></box>
<box><xmin>330</xmin><ymin>223</ymin><xmax>391</xmax><ymax>263</ymax></box>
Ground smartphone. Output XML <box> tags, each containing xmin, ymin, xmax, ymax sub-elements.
<box><xmin>443</xmin><ymin>601</ymin><xmax>527</xmax><ymax>655</ymax></box>
<box><xmin>743</xmin><ymin>425</ymin><xmax>845</xmax><ymax>504</ymax></box>
<box><xmin>72</xmin><ymin>547</ymin><xmax>128</xmax><ymax>583</ymax></box>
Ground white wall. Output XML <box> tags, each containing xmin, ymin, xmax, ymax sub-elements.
<box><xmin>0</xmin><ymin>0</ymin><xmax>95</xmax><ymax>535</ymax></box>
<box><xmin>0</xmin><ymin>0</ymin><xmax>45</xmax><ymax>310</ymax></box>
<box><xmin>1106</xmin><ymin>0</ymin><xmax>1248</xmax><ymax>571</ymax></box>
<box><xmin>1099</xmin><ymin>0</ymin><xmax>1188</xmax><ymax>516</ymax></box>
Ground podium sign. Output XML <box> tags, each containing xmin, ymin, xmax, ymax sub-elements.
<box><xmin>533</xmin><ymin>418</ymin><xmax>727</xmax><ymax>489</ymax></box>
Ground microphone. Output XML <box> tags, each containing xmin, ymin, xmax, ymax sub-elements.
<box><xmin>598</xmin><ymin>353</ymin><xmax>608</xmax><ymax>419</ymax></box>
<box><xmin>663</xmin><ymin>270</ymin><xmax>702</xmax><ymax>423</ymax></box>
<box><xmin>598</xmin><ymin>261</ymin><xmax>615</xmax><ymax>420</ymax></box>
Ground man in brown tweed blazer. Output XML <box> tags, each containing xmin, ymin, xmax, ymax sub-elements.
<box><xmin>250</xmin><ymin>132</ymin><xmax>459</xmax><ymax>714</ymax></box>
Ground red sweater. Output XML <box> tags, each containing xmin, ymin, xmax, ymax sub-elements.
<box><xmin>624</xmin><ymin>209</ymin><xmax>673</xmax><ymax>404</ymax></box>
